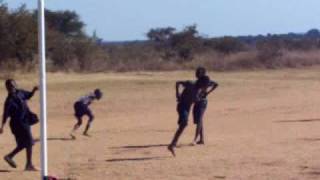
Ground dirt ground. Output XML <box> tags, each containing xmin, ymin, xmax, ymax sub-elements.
<box><xmin>1</xmin><ymin>68</ymin><xmax>320</xmax><ymax>180</ymax></box>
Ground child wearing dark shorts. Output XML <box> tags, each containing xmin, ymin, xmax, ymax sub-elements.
<box><xmin>0</xmin><ymin>79</ymin><xmax>38</xmax><ymax>171</ymax></box>
<box><xmin>192</xmin><ymin>67</ymin><xmax>218</xmax><ymax>145</ymax></box>
<box><xmin>70</xmin><ymin>89</ymin><xmax>102</xmax><ymax>139</ymax></box>
<box><xmin>168</xmin><ymin>76</ymin><xmax>211</xmax><ymax>156</ymax></box>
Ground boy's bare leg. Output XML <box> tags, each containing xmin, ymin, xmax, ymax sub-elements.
<box><xmin>25</xmin><ymin>146</ymin><xmax>37</xmax><ymax>171</ymax></box>
<box><xmin>83</xmin><ymin>122</ymin><xmax>91</xmax><ymax>136</ymax></box>
<box><xmin>197</xmin><ymin>122</ymin><xmax>204</xmax><ymax>144</ymax></box>
<box><xmin>70</xmin><ymin>117</ymin><xmax>82</xmax><ymax>139</ymax></box>
<box><xmin>168</xmin><ymin>125</ymin><xmax>186</xmax><ymax>157</ymax></box>
<box><xmin>4</xmin><ymin>146</ymin><xmax>23</xmax><ymax>168</ymax></box>
<box><xmin>83</xmin><ymin>115</ymin><xmax>93</xmax><ymax>136</ymax></box>
<box><xmin>193</xmin><ymin>124</ymin><xmax>201</xmax><ymax>145</ymax></box>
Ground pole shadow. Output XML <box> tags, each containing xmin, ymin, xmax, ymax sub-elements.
<box><xmin>274</xmin><ymin>119</ymin><xmax>320</xmax><ymax>123</ymax></box>
<box><xmin>34</xmin><ymin>137</ymin><xmax>74</xmax><ymax>143</ymax></box>
<box><xmin>47</xmin><ymin>137</ymin><xmax>75</xmax><ymax>141</ymax></box>
<box><xmin>106</xmin><ymin>156</ymin><xmax>170</xmax><ymax>162</ymax></box>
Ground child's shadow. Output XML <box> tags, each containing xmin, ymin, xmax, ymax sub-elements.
<box><xmin>0</xmin><ymin>169</ymin><xmax>11</xmax><ymax>173</ymax></box>
<box><xmin>110</xmin><ymin>143</ymin><xmax>193</xmax><ymax>150</ymax></box>
<box><xmin>110</xmin><ymin>144</ymin><xmax>168</xmax><ymax>149</ymax></box>
<box><xmin>106</xmin><ymin>156</ymin><xmax>170</xmax><ymax>162</ymax></box>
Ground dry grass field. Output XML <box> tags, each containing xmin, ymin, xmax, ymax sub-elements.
<box><xmin>1</xmin><ymin>68</ymin><xmax>320</xmax><ymax>180</ymax></box>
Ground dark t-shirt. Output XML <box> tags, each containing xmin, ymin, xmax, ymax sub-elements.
<box><xmin>197</xmin><ymin>80</ymin><xmax>218</xmax><ymax>102</ymax></box>
<box><xmin>178</xmin><ymin>81</ymin><xmax>197</xmax><ymax>105</ymax></box>
<box><xmin>3</xmin><ymin>90</ymin><xmax>33</xmax><ymax>133</ymax></box>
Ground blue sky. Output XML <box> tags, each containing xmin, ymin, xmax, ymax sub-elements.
<box><xmin>7</xmin><ymin>0</ymin><xmax>320</xmax><ymax>41</ymax></box>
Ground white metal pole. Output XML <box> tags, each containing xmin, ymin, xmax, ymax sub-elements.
<box><xmin>38</xmin><ymin>0</ymin><xmax>48</xmax><ymax>179</ymax></box>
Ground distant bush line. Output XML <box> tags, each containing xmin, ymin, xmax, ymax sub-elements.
<box><xmin>1</xmin><ymin>1</ymin><xmax>320</xmax><ymax>73</ymax></box>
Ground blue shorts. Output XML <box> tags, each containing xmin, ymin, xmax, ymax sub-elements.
<box><xmin>74</xmin><ymin>102</ymin><xmax>93</xmax><ymax>119</ymax></box>
<box><xmin>10</xmin><ymin>124</ymin><xmax>33</xmax><ymax>148</ymax></box>
<box><xmin>193</xmin><ymin>100</ymin><xmax>208</xmax><ymax>124</ymax></box>
<box><xmin>177</xmin><ymin>102</ymin><xmax>191</xmax><ymax>126</ymax></box>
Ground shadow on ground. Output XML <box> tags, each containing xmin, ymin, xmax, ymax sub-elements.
<box><xmin>300</xmin><ymin>166</ymin><xmax>320</xmax><ymax>177</ymax></box>
<box><xmin>110</xmin><ymin>143</ymin><xmax>194</xmax><ymax>150</ymax></box>
<box><xmin>106</xmin><ymin>156</ymin><xmax>170</xmax><ymax>162</ymax></box>
<box><xmin>298</xmin><ymin>138</ymin><xmax>320</xmax><ymax>142</ymax></box>
<box><xmin>214</xmin><ymin>176</ymin><xmax>226</xmax><ymax>179</ymax></box>
<box><xmin>274</xmin><ymin>119</ymin><xmax>320</xmax><ymax>123</ymax></box>
<box><xmin>47</xmin><ymin>137</ymin><xmax>75</xmax><ymax>141</ymax></box>
<box><xmin>0</xmin><ymin>169</ymin><xmax>11</xmax><ymax>173</ymax></box>
<box><xmin>34</xmin><ymin>137</ymin><xmax>74</xmax><ymax>143</ymax></box>
<box><xmin>110</xmin><ymin>144</ymin><xmax>168</xmax><ymax>149</ymax></box>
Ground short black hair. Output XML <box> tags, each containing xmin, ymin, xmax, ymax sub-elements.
<box><xmin>94</xmin><ymin>89</ymin><xmax>103</xmax><ymax>100</ymax></box>
<box><xmin>5</xmin><ymin>79</ymin><xmax>14</xmax><ymax>88</ymax></box>
<box><xmin>196</xmin><ymin>66</ymin><xmax>207</xmax><ymax>75</ymax></box>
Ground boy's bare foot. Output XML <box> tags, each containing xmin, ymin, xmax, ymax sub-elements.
<box><xmin>191</xmin><ymin>141</ymin><xmax>197</xmax><ymax>146</ymax></box>
<box><xmin>196</xmin><ymin>141</ymin><xmax>204</xmax><ymax>145</ymax></box>
<box><xmin>4</xmin><ymin>156</ymin><xmax>17</xmax><ymax>168</ymax></box>
<box><xmin>167</xmin><ymin>145</ymin><xmax>176</xmax><ymax>157</ymax></box>
<box><xmin>83</xmin><ymin>132</ymin><xmax>91</xmax><ymax>137</ymax></box>
<box><xmin>70</xmin><ymin>133</ymin><xmax>76</xmax><ymax>140</ymax></box>
<box><xmin>25</xmin><ymin>165</ymin><xmax>38</xmax><ymax>171</ymax></box>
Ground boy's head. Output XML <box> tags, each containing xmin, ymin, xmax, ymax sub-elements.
<box><xmin>195</xmin><ymin>67</ymin><xmax>206</xmax><ymax>79</ymax></box>
<box><xmin>196</xmin><ymin>75</ymin><xmax>210</xmax><ymax>90</ymax></box>
<box><xmin>94</xmin><ymin>89</ymin><xmax>103</xmax><ymax>100</ymax></box>
<box><xmin>5</xmin><ymin>79</ymin><xmax>17</xmax><ymax>94</ymax></box>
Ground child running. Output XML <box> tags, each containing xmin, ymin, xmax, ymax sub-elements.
<box><xmin>70</xmin><ymin>89</ymin><xmax>102</xmax><ymax>139</ymax></box>
<box><xmin>168</xmin><ymin>76</ymin><xmax>211</xmax><ymax>156</ymax></box>
<box><xmin>192</xmin><ymin>67</ymin><xmax>218</xmax><ymax>145</ymax></box>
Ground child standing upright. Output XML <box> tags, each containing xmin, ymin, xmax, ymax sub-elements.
<box><xmin>192</xmin><ymin>67</ymin><xmax>218</xmax><ymax>145</ymax></box>
<box><xmin>70</xmin><ymin>89</ymin><xmax>102</xmax><ymax>139</ymax></box>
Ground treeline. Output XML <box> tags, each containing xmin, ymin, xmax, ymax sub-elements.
<box><xmin>2</xmin><ymin>2</ymin><xmax>320</xmax><ymax>72</ymax></box>
<box><xmin>104</xmin><ymin>26</ymin><xmax>320</xmax><ymax>71</ymax></box>
<box><xmin>0</xmin><ymin>2</ymin><xmax>106</xmax><ymax>72</ymax></box>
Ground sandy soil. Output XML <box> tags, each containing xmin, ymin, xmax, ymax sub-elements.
<box><xmin>1</xmin><ymin>68</ymin><xmax>320</xmax><ymax>180</ymax></box>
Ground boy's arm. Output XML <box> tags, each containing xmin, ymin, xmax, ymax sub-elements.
<box><xmin>21</xmin><ymin>86</ymin><xmax>38</xmax><ymax>100</ymax></box>
<box><xmin>30</xmin><ymin>86</ymin><xmax>38</xmax><ymax>97</ymax></box>
<box><xmin>176</xmin><ymin>81</ymin><xmax>185</xmax><ymax>101</ymax></box>
<box><xmin>205</xmin><ymin>81</ymin><xmax>219</xmax><ymax>97</ymax></box>
<box><xmin>0</xmin><ymin>101</ymin><xmax>10</xmax><ymax>134</ymax></box>
<box><xmin>29</xmin><ymin>86</ymin><xmax>38</xmax><ymax>99</ymax></box>
<box><xmin>176</xmin><ymin>82</ymin><xmax>181</xmax><ymax>101</ymax></box>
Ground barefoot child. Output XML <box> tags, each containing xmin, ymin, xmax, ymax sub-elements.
<box><xmin>0</xmin><ymin>79</ymin><xmax>38</xmax><ymax>171</ymax></box>
<box><xmin>70</xmin><ymin>89</ymin><xmax>102</xmax><ymax>139</ymax></box>
<box><xmin>168</xmin><ymin>76</ymin><xmax>210</xmax><ymax>156</ymax></box>
<box><xmin>192</xmin><ymin>71</ymin><xmax>218</xmax><ymax>145</ymax></box>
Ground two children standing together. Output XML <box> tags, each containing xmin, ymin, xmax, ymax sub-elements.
<box><xmin>168</xmin><ymin>67</ymin><xmax>218</xmax><ymax>156</ymax></box>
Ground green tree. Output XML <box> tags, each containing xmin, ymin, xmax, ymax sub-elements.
<box><xmin>44</xmin><ymin>10</ymin><xmax>85</xmax><ymax>37</ymax></box>
<box><xmin>10</xmin><ymin>5</ymin><xmax>37</xmax><ymax>64</ymax></box>
<box><xmin>147</xmin><ymin>27</ymin><xmax>176</xmax><ymax>42</ymax></box>
<box><xmin>169</xmin><ymin>25</ymin><xmax>202</xmax><ymax>60</ymax></box>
